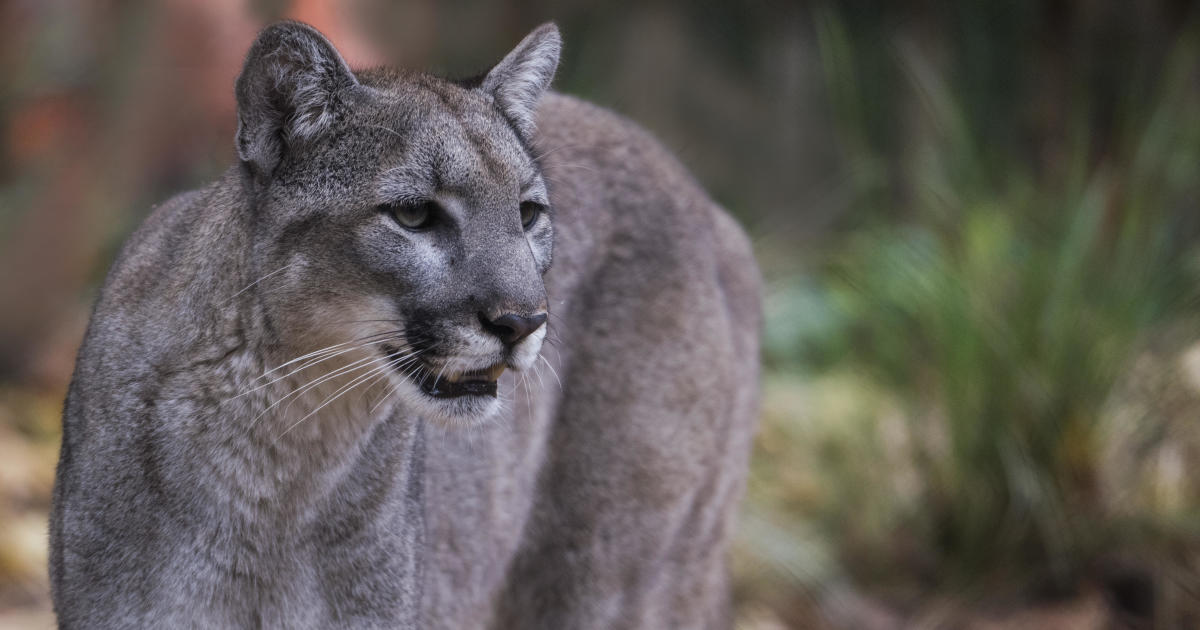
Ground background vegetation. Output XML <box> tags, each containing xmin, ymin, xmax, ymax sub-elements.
<box><xmin>2</xmin><ymin>1</ymin><xmax>1199</xmax><ymax>628</ymax></box>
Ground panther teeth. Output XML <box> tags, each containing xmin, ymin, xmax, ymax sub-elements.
<box><xmin>400</xmin><ymin>360</ymin><xmax>506</xmax><ymax>399</ymax></box>
<box><xmin>443</xmin><ymin>364</ymin><xmax>506</xmax><ymax>384</ymax></box>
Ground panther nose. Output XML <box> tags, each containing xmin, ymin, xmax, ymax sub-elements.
<box><xmin>480</xmin><ymin>312</ymin><xmax>547</xmax><ymax>346</ymax></box>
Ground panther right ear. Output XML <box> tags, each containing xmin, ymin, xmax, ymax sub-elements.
<box><xmin>235</xmin><ymin>21</ymin><xmax>358</xmax><ymax>180</ymax></box>
<box><xmin>481</xmin><ymin>23</ymin><xmax>562</xmax><ymax>143</ymax></box>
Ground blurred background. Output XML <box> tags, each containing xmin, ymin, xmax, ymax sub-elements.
<box><xmin>3</xmin><ymin>0</ymin><xmax>1200</xmax><ymax>628</ymax></box>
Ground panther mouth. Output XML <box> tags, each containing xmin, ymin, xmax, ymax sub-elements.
<box><xmin>382</xmin><ymin>344</ymin><xmax>505</xmax><ymax>398</ymax></box>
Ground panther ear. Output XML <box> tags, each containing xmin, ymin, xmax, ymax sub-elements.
<box><xmin>235</xmin><ymin>21</ymin><xmax>358</xmax><ymax>179</ymax></box>
<box><xmin>481</xmin><ymin>23</ymin><xmax>561</xmax><ymax>143</ymax></box>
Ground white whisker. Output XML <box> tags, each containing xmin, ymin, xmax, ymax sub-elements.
<box><xmin>259</xmin><ymin>342</ymin><xmax>355</xmax><ymax>378</ymax></box>
<box><xmin>540</xmin><ymin>355</ymin><xmax>563</xmax><ymax>392</ymax></box>
<box><xmin>368</xmin><ymin>353</ymin><xmax>426</xmax><ymax>414</ymax></box>
<box><xmin>544</xmin><ymin>161</ymin><xmax>600</xmax><ymax>175</ymax></box>
<box><xmin>233</xmin><ymin>344</ymin><xmax>370</xmax><ymax>400</ymax></box>
<box><xmin>257</xmin><ymin>329</ymin><xmax>405</xmax><ymax>380</ymax></box>
<box><xmin>251</xmin><ymin>352</ymin><xmax>403</xmax><ymax>426</ymax></box>
<box><xmin>529</xmin><ymin>141</ymin><xmax>581</xmax><ymax>162</ymax></box>
<box><xmin>225</xmin><ymin>262</ymin><xmax>295</xmax><ymax>304</ymax></box>
<box><xmin>431</xmin><ymin>362</ymin><xmax>449</xmax><ymax>394</ymax></box>
<box><xmin>276</xmin><ymin>361</ymin><xmax>393</xmax><ymax>440</ymax></box>
<box><xmin>520</xmin><ymin>372</ymin><xmax>533</xmax><ymax>417</ymax></box>
<box><xmin>275</xmin><ymin>350</ymin><xmax>417</xmax><ymax>440</ymax></box>
<box><xmin>357</xmin><ymin>351</ymin><xmax>422</xmax><ymax>406</ymax></box>
<box><xmin>365</xmin><ymin>124</ymin><xmax>405</xmax><ymax>139</ymax></box>
<box><xmin>531</xmin><ymin>361</ymin><xmax>546</xmax><ymax>392</ymax></box>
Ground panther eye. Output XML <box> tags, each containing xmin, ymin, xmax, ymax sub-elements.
<box><xmin>383</xmin><ymin>200</ymin><xmax>438</xmax><ymax>231</ymax></box>
<box><xmin>520</xmin><ymin>201</ymin><xmax>544</xmax><ymax>229</ymax></box>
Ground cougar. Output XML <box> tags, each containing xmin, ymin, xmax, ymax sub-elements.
<box><xmin>50</xmin><ymin>20</ymin><xmax>760</xmax><ymax>629</ymax></box>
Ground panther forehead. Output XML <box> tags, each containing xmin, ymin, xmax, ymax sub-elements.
<box><xmin>352</xmin><ymin>71</ymin><xmax>542</xmax><ymax>186</ymax></box>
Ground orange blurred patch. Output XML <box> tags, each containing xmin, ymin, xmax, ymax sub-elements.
<box><xmin>5</xmin><ymin>93</ymin><xmax>86</xmax><ymax>164</ymax></box>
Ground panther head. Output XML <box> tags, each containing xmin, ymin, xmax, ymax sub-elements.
<box><xmin>234</xmin><ymin>21</ymin><xmax>560</xmax><ymax>424</ymax></box>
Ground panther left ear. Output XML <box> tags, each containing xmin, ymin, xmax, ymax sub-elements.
<box><xmin>235</xmin><ymin>21</ymin><xmax>358</xmax><ymax>180</ymax></box>
<box><xmin>481</xmin><ymin>23</ymin><xmax>562</xmax><ymax>143</ymax></box>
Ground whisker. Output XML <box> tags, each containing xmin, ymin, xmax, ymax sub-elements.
<box><xmin>275</xmin><ymin>356</ymin><xmax>408</xmax><ymax>440</ymax></box>
<box><xmin>251</xmin><ymin>351</ymin><xmax>409</xmax><ymax>427</ymax></box>
<box><xmin>399</xmin><ymin>360</ymin><xmax>426</xmax><ymax>390</ymax></box>
<box><xmin>544</xmin><ymin>161</ymin><xmax>600</xmax><ymax>175</ymax></box>
<box><xmin>258</xmin><ymin>342</ymin><xmax>356</xmax><ymax>379</ymax></box>
<box><xmin>248</xmin><ymin>333</ymin><xmax>411</xmax><ymax>394</ymax></box>
<box><xmin>258</xmin><ymin>329</ymin><xmax>406</xmax><ymax>379</ymax></box>
<box><xmin>225</xmin><ymin>262</ymin><xmax>295</xmax><ymax>304</ymax></box>
<box><xmin>529</xmin><ymin>141</ymin><xmax>582</xmax><ymax>162</ymax></box>
<box><xmin>369</xmin><ymin>365</ymin><xmax>412</xmax><ymax>415</ymax></box>
<box><xmin>234</xmin><ymin>344</ymin><xmax>373</xmax><ymax>400</ymax></box>
<box><xmin>543</xmin><ymin>341</ymin><xmax>564</xmax><ymax>365</ymax></box>
<box><xmin>355</xmin><ymin>357</ymin><xmax>405</xmax><ymax>404</ymax></box>
<box><xmin>279</xmin><ymin>344</ymin><xmax>376</xmax><ymax>377</ymax></box>
<box><xmin>275</xmin><ymin>344</ymin><xmax>422</xmax><ymax>432</ymax></box>
<box><xmin>431</xmin><ymin>361</ymin><xmax>449</xmax><ymax>395</ymax></box>
<box><xmin>365</xmin><ymin>124</ymin><xmax>405</xmax><ymax>139</ymax></box>
<box><xmin>545</xmin><ymin>311</ymin><xmax>569</xmax><ymax>329</ymax></box>
<box><xmin>360</xmin><ymin>353</ymin><xmax>423</xmax><ymax>408</ymax></box>
<box><xmin>520</xmin><ymin>372</ymin><xmax>533</xmax><ymax>417</ymax></box>
<box><xmin>531</xmin><ymin>361</ymin><xmax>547</xmax><ymax>393</ymax></box>
<box><xmin>272</xmin><ymin>353</ymin><xmax>386</xmax><ymax>410</ymax></box>
<box><xmin>369</xmin><ymin>358</ymin><xmax>427</xmax><ymax>416</ymax></box>
<box><xmin>540</xmin><ymin>355</ymin><xmax>563</xmax><ymax>392</ymax></box>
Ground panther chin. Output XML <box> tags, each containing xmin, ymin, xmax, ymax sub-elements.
<box><xmin>379</xmin><ymin>344</ymin><xmax>513</xmax><ymax>426</ymax></box>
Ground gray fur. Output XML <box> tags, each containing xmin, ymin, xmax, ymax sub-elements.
<box><xmin>50</xmin><ymin>20</ymin><xmax>760</xmax><ymax>629</ymax></box>
<box><xmin>480</xmin><ymin>23</ymin><xmax>562</xmax><ymax>142</ymax></box>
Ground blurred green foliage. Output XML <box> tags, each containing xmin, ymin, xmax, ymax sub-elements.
<box><xmin>751</xmin><ymin>4</ymin><xmax>1200</xmax><ymax>623</ymax></box>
